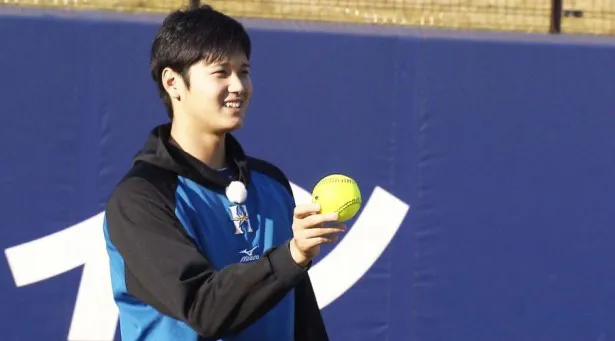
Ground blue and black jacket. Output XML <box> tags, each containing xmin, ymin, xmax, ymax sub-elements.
<box><xmin>103</xmin><ymin>123</ymin><xmax>328</xmax><ymax>341</ymax></box>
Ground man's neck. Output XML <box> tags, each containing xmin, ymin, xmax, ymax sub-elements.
<box><xmin>169</xmin><ymin>119</ymin><xmax>227</xmax><ymax>170</ymax></box>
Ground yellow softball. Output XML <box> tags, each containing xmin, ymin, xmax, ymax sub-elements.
<box><xmin>311</xmin><ymin>174</ymin><xmax>362</xmax><ymax>222</ymax></box>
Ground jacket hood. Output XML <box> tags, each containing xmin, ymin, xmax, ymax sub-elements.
<box><xmin>133</xmin><ymin>123</ymin><xmax>251</xmax><ymax>190</ymax></box>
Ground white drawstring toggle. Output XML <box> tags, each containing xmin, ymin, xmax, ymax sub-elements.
<box><xmin>225</xmin><ymin>180</ymin><xmax>247</xmax><ymax>204</ymax></box>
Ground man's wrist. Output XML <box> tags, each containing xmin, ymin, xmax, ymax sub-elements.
<box><xmin>289</xmin><ymin>238</ymin><xmax>311</xmax><ymax>267</ymax></box>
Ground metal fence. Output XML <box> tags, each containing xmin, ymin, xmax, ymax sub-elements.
<box><xmin>0</xmin><ymin>0</ymin><xmax>613</xmax><ymax>35</ymax></box>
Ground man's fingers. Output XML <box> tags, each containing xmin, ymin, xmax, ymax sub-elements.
<box><xmin>303</xmin><ymin>226</ymin><xmax>346</xmax><ymax>239</ymax></box>
<box><xmin>293</xmin><ymin>203</ymin><xmax>321</xmax><ymax>219</ymax></box>
<box><xmin>299</xmin><ymin>235</ymin><xmax>340</xmax><ymax>249</ymax></box>
<box><xmin>300</xmin><ymin>212</ymin><xmax>339</xmax><ymax>227</ymax></box>
<box><xmin>292</xmin><ymin>223</ymin><xmax>345</xmax><ymax>256</ymax></box>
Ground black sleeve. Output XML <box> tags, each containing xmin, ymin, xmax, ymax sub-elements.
<box><xmin>105</xmin><ymin>177</ymin><xmax>309</xmax><ymax>339</ymax></box>
<box><xmin>294</xmin><ymin>274</ymin><xmax>330</xmax><ymax>341</ymax></box>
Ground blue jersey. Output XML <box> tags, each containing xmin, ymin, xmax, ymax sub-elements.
<box><xmin>103</xmin><ymin>123</ymin><xmax>328</xmax><ymax>341</ymax></box>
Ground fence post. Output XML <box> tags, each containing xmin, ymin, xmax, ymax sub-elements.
<box><xmin>549</xmin><ymin>0</ymin><xmax>562</xmax><ymax>33</ymax></box>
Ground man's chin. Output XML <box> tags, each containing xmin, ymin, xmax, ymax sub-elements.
<box><xmin>219</xmin><ymin>118</ymin><xmax>244</xmax><ymax>133</ymax></box>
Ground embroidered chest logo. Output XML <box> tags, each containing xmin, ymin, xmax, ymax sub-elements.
<box><xmin>229</xmin><ymin>204</ymin><xmax>253</xmax><ymax>234</ymax></box>
<box><xmin>239</xmin><ymin>245</ymin><xmax>260</xmax><ymax>263</ymax></box>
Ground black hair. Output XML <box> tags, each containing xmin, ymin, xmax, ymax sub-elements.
<box><xmin>150</xmin><ymin>4</ymin><xmax>252</xmax><ymax>119</ymax></box>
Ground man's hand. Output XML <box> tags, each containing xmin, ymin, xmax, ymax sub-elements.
<box><xmin>289</xmin><ymin>203</ymin><xmax>346</xmax><ymax>267</ymax></box>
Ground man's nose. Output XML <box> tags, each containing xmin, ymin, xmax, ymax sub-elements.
<box><xmin>228</xmin><ymin>73</ymin><xmax>246</xmax><ymax>94</ymax></box>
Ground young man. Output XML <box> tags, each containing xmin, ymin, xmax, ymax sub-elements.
<box><xmin>103</xmin><ymin>4</ymin><xmax>345</xmax><ymax>341</ymax></box>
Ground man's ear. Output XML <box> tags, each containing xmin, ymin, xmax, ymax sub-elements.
<box><xmin>161</xmin><ymin>67</ymin><xmax>183</xmax><ymax>100</ymax></box>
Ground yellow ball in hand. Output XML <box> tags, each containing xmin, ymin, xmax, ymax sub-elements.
<box><xmin>311</xmin><ymin>174</ymin><xmax>362</xmax><ymax>222</ymax></box>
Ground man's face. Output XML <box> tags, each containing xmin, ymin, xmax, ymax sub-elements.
<box><xmin>173</xmin><ymin>52</ymin><xmax>252</xmax><ymax>134</ymax></box>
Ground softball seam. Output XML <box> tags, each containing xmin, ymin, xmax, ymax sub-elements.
<box><xmin>316</xmin><ymin>178</ymin><xmax>356</xmax><ymax>186</ymax></box>
<box><xmin>336</xmin><ymin>197</ymin><xmax>362</xmax><ymax>214</ymax></box>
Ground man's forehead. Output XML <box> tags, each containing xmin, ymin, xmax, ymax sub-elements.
<box><xmin>203</xmin><ymin>53</ymin><xmax>249</xmax><ymax>67</ymax></box>
<box><xmin>215</xmin><ymin>60</ymin><xmax>250</xmax><ymax>67</ymax></box>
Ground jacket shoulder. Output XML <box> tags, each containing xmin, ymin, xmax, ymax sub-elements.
<box><xmin>106</xmin><ymin>161</ymin><xmax>178</xmax><ymax>208</ymax></box>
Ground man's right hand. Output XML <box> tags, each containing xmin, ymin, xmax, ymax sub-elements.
<box><xmin>289</xmin><ymin>203</ymin><xmax>346</xmax><ymax>267</ymax></box>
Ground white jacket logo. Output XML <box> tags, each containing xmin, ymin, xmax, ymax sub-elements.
<box><xmin>239</xmin><ymin>245</ymin><xmax>260</xmax><ymax>263</ymax></box>
<box><xmin>4</xmin><ymin>183</ymin><xmax>409</xmax><ymax>341</ymax></box>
